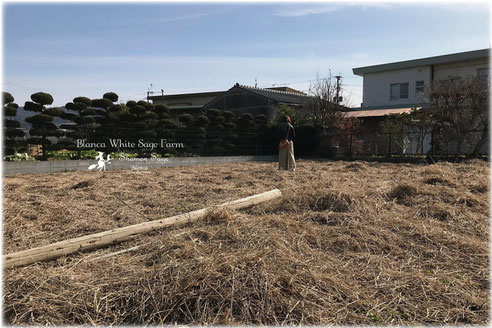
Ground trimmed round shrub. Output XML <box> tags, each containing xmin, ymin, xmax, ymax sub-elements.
<box><xmin>73</xmin><ymin>96</ymin><xmax>91</xmax><ymax>106</ymax></box>
<box><xmin>194</xmin><ymin>115</ymin><xmax>210</xmax><ymax>126</ymax></box>
<box><xmin>222</xmin><ymin>111</ymin><xmax>234</xmax><ymax>121</ymax></box>
<box><xmin>25</xmin><ymin>114</ymin><xmax>54</xmax><ymax>124</ymax></box>
<box><xmin>206</xmin><ymin>108</ymin><xmax>221</xmax><ymax>118</ymax></box>
<box><xmin>91</xmin><ymin>98</ymin><xmax>113</xmax><ymax>110</ymax></box>
<box><xmin>24</xmin><ymin>101</ymin><xmax>44</xmax><ymax>112</ymax></box>
<box><xmin>3</xmin><ymin>92</ymin><xmax>14</xmax><ymax>105</ymax></box>
<box><xmin>5</xmin><ymin>107</ymin><xmax>17</xmax><ymax>116</ymax></box>
<box><xmin>129</xmin><ymin>105</ymin><xmax>146</xmax><ymax>115</ymax></box>
<box><xmin>103</xmin><ymin>92</ymin><xmax>119</xmax><ymax>102</ymax></box>
<box><xmin>108</xmin><ymin>104</ymin><xmax>125</xmax><ymax>113</ymax></box>
<box><xmin>154</xmin><ymin>104</ymin><xmax>170</xmax><ymax>115</ymax></box>
<box><xmin>4</xmin><ymin>119</ymin><xmax>20</xmax><ymax>128</ymax></box>
<box><xmin>178</xmin><ymin>114</ymin><xmax>193</xmax><ymax>126</ymax></box>
<box><xmin>126</xmin><ymin>100</ymin><xmax>137</xmax><ymax>108</ymax></box>
<box><xmin>31</xmin><ymin>92</ymin><xmax>54</xmax><ymax>106</ymax></box>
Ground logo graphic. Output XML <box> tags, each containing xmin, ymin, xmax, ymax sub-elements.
<box><xmin>88</xmin><ymin>152</ymin><xmax>113</xmax><ymax>171</ymax></box>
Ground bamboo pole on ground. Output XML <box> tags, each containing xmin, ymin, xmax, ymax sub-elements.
<box><xmin>4</xmin><ymin>189</ymin><xmax>282</xmax><ymax>269</ymax></box>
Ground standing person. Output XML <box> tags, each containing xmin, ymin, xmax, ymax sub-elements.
<box><xmin>277</xmin><ymin>115</ymin><xmax>296</xmax><ymax>171</ymax></box>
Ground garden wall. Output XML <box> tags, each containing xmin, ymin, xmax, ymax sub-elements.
<box><xmin>3</xmin><ymin>155</ymin><xmax>277</xmax><ymax>176</ymax></box>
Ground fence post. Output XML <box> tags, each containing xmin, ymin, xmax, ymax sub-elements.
<box><xmin>349</xmin><ymin>133</ymin><xmax>353</xmax><ymax>158</ymax></box>
<box><xmin>388</xmin><ymin>133</ymin><xmax>392</xmax><ymax>156</ymax></box>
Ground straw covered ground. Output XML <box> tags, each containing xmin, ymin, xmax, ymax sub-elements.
<box><xmin>2</xmin><ymin>159</ymin><xmax>490</xmax><ymax>325</ymax></box>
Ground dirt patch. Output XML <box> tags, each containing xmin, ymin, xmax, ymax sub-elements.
<box><xmin>71</xmin><ymin>180</ymin><xmax>91</xmax><ymax>189</ymax></box>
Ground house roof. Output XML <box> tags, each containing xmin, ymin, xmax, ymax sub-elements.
<box><xmin>345</xmin><ymin>107</ymin><xmax>421</xmax><ymax>118</ymax></box>
<box><xmin>148</xmin><ymin>90</ymin><xmax>224</xmax><ymax>101</ymax></box>
<box><xmin>233</xmin><ymin>83</ymin><xmax>311</xmax><ymax>104</ymax></box>
<box><xmin>265</xmin><ymin>87</ymin><xmax>306</xmax><ymax>95</ymax></box>
<box><xmin>353</xmin><ymin>49</ymin><xmax>490</xmax><ymax>76</ymax></box>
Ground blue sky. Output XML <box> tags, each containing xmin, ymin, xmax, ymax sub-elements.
<box><xmin>2</xmin><ymin>2</ymin><xmax>490</xmax><ymax>107</ymax></box>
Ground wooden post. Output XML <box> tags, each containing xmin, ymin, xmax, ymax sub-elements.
<box><xmin>4</xmin><ymin>189</ymin><xmax>282</xmax><ymax>269</ymax></box>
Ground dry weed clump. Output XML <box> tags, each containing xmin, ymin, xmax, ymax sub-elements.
<box><xmin>386</xmin><ymin>183</ymin><xmax>419</xmax><ymax>205</ymax></box>
<box><xmin>3</xmin><ymin>159</ymin><xmax>489</xmax><ymax>325</ymax></box>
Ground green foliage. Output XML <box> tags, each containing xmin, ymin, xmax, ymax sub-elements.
<box><xmin>206</xmin><ymin>108</ymin><xmax>221</xmax><ymax>118</ymax></box>
<box><xmin>274</xmin><ymin>104</ymin><xmax>298</xmax><ymax>125</ymax></box>
<box><xmin>103</xmin><ymin>92</ymin><xmax>119</xmax><ymax>102</ymax></box>
<box><xmin>45</xmin><ymin>149</ymin><xmax>100</xmax><ymax>160</ymax></box>
<box><xmin>3</xmin><ymin>92</ymin><xmax>14</xmax><ymax>105</ymax></box>
<box><xmin>4</xmin><ymin>119</ymin><xmax>20</xmax><ymax>128</ymax></box>
<box><xmin>178</xmin><ymin>114</ymin><xmax>193</xmax><ymax>126</ymax></box>
<box><xmin>66</xmin><ymin>102</ymin><xmax>88</xmax><ymax>112</ymax></box>
<box><xmin>91</xmin><ymin>98</ymin><xmax>113</xmax><ymax>110</ymax></box>
<box><xmin>24</xmin><ymin>101</ymin><xmax>44</xmax><ymax>112</ymax></box>
<box><xmin>159</xmin><ymin>119</ymin><xmax>179</xmax><ymax>129</ymax></box>
<box><xmin>108</xmin><ymin>104</ymin><xmax>124</xmax><ymax>112</ymax></box>
<box><xmin>194</xmin><ymin>115</ymin><xmax>210</xmax><ymax>127</ymax></box>
<box><xmin>126</xmin><ymin>100</ymin><xmax>137</xmax><ymax>108</ymax></box>
<box><xmin>3</xmin><ymin>153</ymin><xmax>33</xmax><ymax>161</ymax></box>
<box><xmin>154</xmin><ymin>104</ymin><xmax>170</xmax><ymax>116</ymax></box>
<box><xmin>44</xmin><ymin>107</ymin><xmax>63</xmax><ymax>117</ymax></box>
<box><xmin>142</xmin><ymin>111</ymin><xmax>159</xmax><ymax>121</ymax></box>
<box><xmin>222</xmin><ymin>111</ymin><xmax>234</xmax><ymax>121</ymax></box>
<box><xmin>129</xmin><ymin>105</ymin><xmax>146</xmax><ymax>115</ymax></box>
<box><xmin>31</xmin><ymin>92</ymin><xmax>54</xmax><ymax>106</ymax></box>
<box><xmin>5</xmin><ymin>106</ymin><xmax>17</xmax><ymax>117</ymax></box>
<box><xmin>73</xmin><ymin>97</ymin><xmax>91</xmax><ymax>106</ymax></box>
<box><xmin>25</xmin><ymin>114</ymin><xmax>54</xmax><ymax>124</ymax></box>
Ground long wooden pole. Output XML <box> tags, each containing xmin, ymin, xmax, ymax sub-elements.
<box><xmin>4</xmin><ymin>189</ymin><xmax>282</xmax><ymax>269</ymax></box>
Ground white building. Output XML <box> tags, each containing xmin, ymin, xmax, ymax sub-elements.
<box><xmin>352</xmin><ymin>49</ymin><xmax>490</xmax><ymax>109</ymax></box>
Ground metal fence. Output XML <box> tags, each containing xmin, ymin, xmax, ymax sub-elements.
<box><xmin>321</xmin><ymin>129</ymin><xmax>489</xmax><ymax>159</ymax></box>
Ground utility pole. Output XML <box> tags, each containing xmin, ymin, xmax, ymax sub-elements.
<box><xmin>335</xmin><ymin>75</ymin><xmax>342</xmax><ymax>105</ymax></box>
<box><xmin>147</xmin><ymin>83</ymin><xmax>154</xmax><ymax>103</ymax></box>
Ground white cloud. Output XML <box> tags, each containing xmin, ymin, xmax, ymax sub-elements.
<box><xmin>273</xmin><ymin>5</ymin><xmax>341</xmax><ymax>17</ymax></box>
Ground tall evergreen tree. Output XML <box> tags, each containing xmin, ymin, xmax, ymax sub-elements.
<box><xmin>221</xmin><ymin>111</ymin><xmax>237</xmax><ymax>155</ymax></box>
<box><xmin>24</xmin><ymin>92</ymin><xmax>63</xmax><ymax>159</ymax></box>
<box><xmin>3</xmin><ymin>92</ymin><xmax>26</xmax><ymax>156</ymax></box>
<box><xmin>60</xmin><ymin>96</ymin><xmax>96</xmax><ymax>158</ymax></box>
<box><xmin>192</xmin><ymin>114</ymin><xmax>209</xmax><ymax>155</ymax></box>
<box><xmin>177</xmin><ymin>113</ymin><xmax>194</xmax><ymax>155</ymax></box>
<box><xmin>91</xmin><ymin>92</ymin><xmax>123</xmax><ymax>153</ymax></box>
<box><xmin>236</xmin><ymin>113</ymin><xmax>256</xmax><ymax>155</ymax></box>
<box><xmin>205</xmin><ymin>109</ymin><xmax>226</xmax><ymax>155</ymax></box>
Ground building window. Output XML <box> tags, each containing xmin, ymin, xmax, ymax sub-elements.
<box><xmin>390</xmin><ymin>83</ymin><xmax>399</xmax><ymax>100</ymax></box>
<box><xmin>390</xmin><ymin>82</ymin><xmax>409</xmax><ymax>100</ymax></box>
<box><xmin>416</xmin><ymin>80</ymin><xmax>424</xmax><ymax>92</ymax></box>
<box><xmin>400</xmin><ymin>83</ymin><xmax>409</xmax><ymax>99</ymax></box>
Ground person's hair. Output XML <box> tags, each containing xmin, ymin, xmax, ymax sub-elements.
<box><xmin>282</xmin><ymin>115</ymin><xmax>291</xmax><ymax>124</ymax></box>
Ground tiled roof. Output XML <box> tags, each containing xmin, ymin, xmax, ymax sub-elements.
<box><xmin>345</xmin><ymin>107</ymin><xmax>421</xmax><ymax>118</ymax></box>
<box><xmin>234</xmin><ymin>83</ymin><xmax>312</xmax><ymax>104</ymax></box>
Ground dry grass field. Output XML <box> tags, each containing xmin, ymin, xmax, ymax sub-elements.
<box><xmin>2</xmin><ymin>159</ymin><xmax>489</xmax><ymax>325</ymax></box>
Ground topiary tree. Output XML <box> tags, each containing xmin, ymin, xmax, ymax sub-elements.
<box><xmin>219</xmin><ymin>111</ymin><xmax>237</xmax><ymax>155</ymax></box>
<box><xmin>103</xmin><ymin>92</ymin><xmax>119</xmax><ymax>103</ymax></box>
<box><xmin>90</xmin><ymin>93</ymin><xmax>125</xmax><ymax>153</ymax></box>
<box><xmin>60</xmin><ymin>96</ymin><xmax>98</xmax><ymax>158</ymax></box>
<box><xmin>204</xmin><ymin>109</ymin><xmax>226</xmax><ymax>155</ymax></box>
<box><xmin>24</xmin><ymin>92</ymin><xmax>63</xmax><ymax>159</ymax></box>
<box><xmin>236</xmin><ymin>113</ymin><xmax>256</xmax><ymax>155</ymax></box>
<box><xmin>255</xmin><ymin>114</ymin><xmax>270</xmax><ymax>155</ymax></box>
<box><xmin>191</xmin><ymin>114</ymin><xmax>209</xmax><ymax>155</ymax></box>
<box><xmin>3</xmin><ymin>92</ymin><xmax>26</xmax><ymax>156</ymax></box>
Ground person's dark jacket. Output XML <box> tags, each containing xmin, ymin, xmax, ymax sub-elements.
<box><xmin>277</xmin><ymin>122</ymin><xmax>295</xmax><ymax>142</ymax></box>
